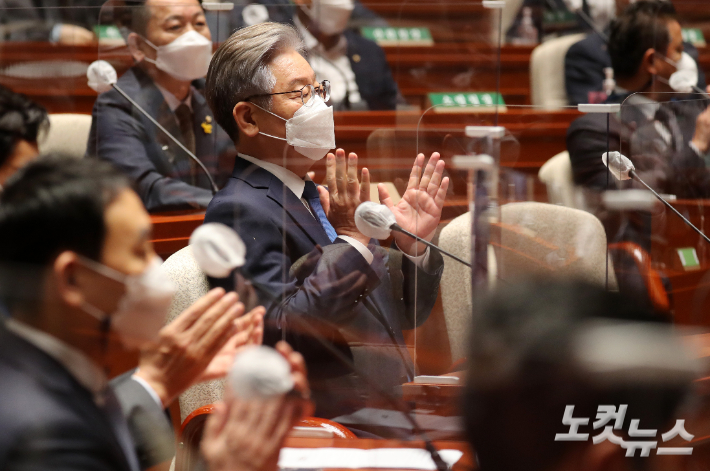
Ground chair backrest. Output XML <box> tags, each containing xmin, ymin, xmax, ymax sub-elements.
<box><xmin>160</xmin><ymin>246</ymin><xmax>224</xmax><ymax>422</ymax></box>
<box><xmin>439</xmin><ymin>203</ymin><xmax>617</xmax><ymax>362</ymax></box>
<box><xmin>530</xmin><ymin>33</ymin><xmax>587</xmax><ymax>109</ymax></box>
<box><xmin>39</xmin><ymin>113</ymin><xmax>92</xmax><ymax>158</ymax></box>
<box><xmin>538</xmin><ymin>151</ymin><xmax>584</xmax><ymax>209</ymax></box>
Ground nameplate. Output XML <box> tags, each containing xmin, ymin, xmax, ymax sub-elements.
<box><xmin>361</xmin><ymin>27</ymin><xmax>434</xmax><ymax>46</ymax></box>
<box><xmin>678</xmin><ymin>247</ymin><xmax>700</xmax><ymax>270</ymax></box>
<box><xmin>428</xmin><ymin>92</ymin><xmax>507</xmax><ymax>113</ymax></box>
<box><xmin>94</xmin><ymin>25</ymin><xmax>125</xmax><ymax>46</ymax></box>
<box><xmin>682</xmin><ymin>28</ymin><xmax>706</xmax><ymax>47</ymax></box>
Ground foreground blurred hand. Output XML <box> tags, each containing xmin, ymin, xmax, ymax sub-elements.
<box><xmin>201</xmin><ymin>341</ymin><xmax>313</xmax><ymax>471</ymax></box>
<box><xmin>134</xmin><ymin>287</ymin><xmax>265</xmax><ymax>407</ymax></box>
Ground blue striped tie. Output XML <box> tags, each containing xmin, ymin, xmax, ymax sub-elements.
<box><xmin>303</xmin><ymin>181</ymin><xmax>337</xmax><ymax>242</ymax></box>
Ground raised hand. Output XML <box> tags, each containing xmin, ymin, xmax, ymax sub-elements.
<box><xmin>378</xmin><ymin>153</ymin><xmax>449</xmax><ymax>256</ymax></box>
<box><xmin>320</xmin><ymin>148</ymin><xmax>371</xmax><ymax>245</ymax></box>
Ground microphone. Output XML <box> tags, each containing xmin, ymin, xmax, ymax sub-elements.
<box><xmin>192</xmin><ymin>222</ymin><xmax>451</xmax><ymax>471</ymax></box>
<box><xmin>228</xmin><ymin>345</ymin><xmax>294</xmax><ymax>399</ymax></box>
<box><xmin>602</xmin><ymin>152</ymin><xmax>710</xmax><ymax>245</ymax></box>
<box><xmin>86</xmin><ymin>60</ymin><xmax>219</xmax><ymax>194</ymax></box>
<box><xmin>355</xmin><ymin>202</ymin><xmax>472</xmax><ymax>268</ymax></box>
<box><xmin>190</xmin><ymin>223</ymin><xmax>246</xmax><ymax>278</ymax></box>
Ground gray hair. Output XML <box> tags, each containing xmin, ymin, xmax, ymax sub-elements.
<box><xmin>205</xmin><ymin>22</ymin><xmax>307</xmax><ymax>144</ymax></box>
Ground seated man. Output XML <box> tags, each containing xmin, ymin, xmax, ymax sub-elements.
<box><xmin>234</xmin><ymin>0</ymin><xmax>399</xmax><ymax>111</ymax></box>
<box><xmin>567</xmin><ymin>1</ymin><xmax>710</xmax><ymax>250</ymax></box>
<box><xmin>0</xmin><ymin>0</ymin><xmax>98</xmax><ymax>44</ymax></box>
<box><xmin>87</xmin><ymin>0</ymin><xmax>236</xmax><ymax>213</ymax></box>
<box><xmin>565</xmin><ymin>0</ymin><xmax>707</xmax><ymax>106</ymax></box>
<box><xmin>0</xmin><ymin>156</ymin><xmax>302</xmax><ymax>471</ymax></box>
<box><xmin>463</xmin><ymin>279</ymin><xmax>698</xmax><ymax>471</ymax></box>
<box><xmin>0</xmin><ymin>84</ymin><xmax>47</xmax><ymax>188</ymax></box>
<box><xmin>204</xmin><ymin>22</ymin><xmax>447</xmax><ymax>430</ymax></box>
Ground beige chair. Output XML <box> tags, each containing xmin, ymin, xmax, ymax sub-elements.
<box><xmin>530</xmin><ymin>33</ymin><xmax>586</xmax><ymax>109</ymax></box>
<box><xmin>538</xmin><ymin>151</ymin><xmax>585</xmax><ymax>209</ymax></box>
<box><xmin>39</xmin><ymin>113</ymin><xmax>92</xmax><ymax>158</ymax></box>
<box><xmin>438</xmin><ymin>202</ymin><xmax>617</xmax><ymax>362</ymax></box>
<box><xmin>495</xmin><ymin>0</ymin><xmax>526</xmax><ymax>44</ymax></box>
<box><xmin>160</xmin><ymin>246</ymin><xmax>224</xmax><ymax>423</ymax></box>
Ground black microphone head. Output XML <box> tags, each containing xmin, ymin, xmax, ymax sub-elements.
<box><xmin>355</xmin><ymin>201</ymin><xmax>396</xmax><ymax>240</ymax></box>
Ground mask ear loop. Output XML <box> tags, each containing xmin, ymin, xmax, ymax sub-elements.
<box><xmin>250</xmin><ymin>102</ymin><xmax>290</xmax><ymax>142</ymax></box>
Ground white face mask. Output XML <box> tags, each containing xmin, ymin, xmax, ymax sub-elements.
<box><xmin>143</xmin><ymin>30</ymin><xmax>212</xmax><ymax>82</ymax></box>
<box><xmin>303</xmin><ymin>0</ymin><xmax>354</xmax><ymax>36</ymax></box>
<box><xmin>80</xmin><ymin>256</ymin><xmax>176</xmax><ymax>349</ymax></box>
<box><xmin>254</xmin><ymin>95</ymin><xmax>336</xmax><ymax>161</ymax></box>
<box><xmin>659</xmin><ymin>52</ymin><xmax>699</xmax><ymax>93</ymax></box>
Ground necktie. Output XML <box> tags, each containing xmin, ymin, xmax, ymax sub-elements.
<box><xmin>303</xmin><ymin>181</ymin><xmax>337</xmax><ymax>242</ymax></box>
<box><xmin>174</xmin><ymin>103</ymin><xmax>197</xmax><ymax>185</ymax></box>
<box><xmin>97</xmin><ymin>387</ymin><xmax>141</xmax><ymax>471</ymax></box>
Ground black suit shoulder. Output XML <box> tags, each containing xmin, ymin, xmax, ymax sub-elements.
<box><xmin>344</xmin><ymin>29</ymin><xmax>399</xmax><ymax>110</ymax></box>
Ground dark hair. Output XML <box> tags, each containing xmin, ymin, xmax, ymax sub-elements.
<box><xmin>0</xmin><ymin>85</ymin><xmax>48</xmax><ymax>167</ymax></box>
<box><xmin>0</xmin><ymin>156</ymin><xmax>132</xmax><ymax>269</ymax></box>
<box><xmin>608</xmin><ymin>1</ymin><xmax>677</xmax><ymax>80</ymax></box>
<box><xmin>462</xmin><ymin>280</ymin><xmax>690</xmax><ymax>471</ymax></box>
<box><xmin>111</xmin><ymin>0</ymin><xmax>204</xmax><ymax>39</ymax></box>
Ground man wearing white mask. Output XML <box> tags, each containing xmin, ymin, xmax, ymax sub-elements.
<box><xmin>87</xmin><ymin>0</ymin><xmax>236</xmax><ymax>213</ymax></box>
<box><xmin>204</xmin><ymin>22</ymin><xmax>448</xmax><ymax>434</ymax></box>
<box><xmin>0</xmin><ymin>157</ymin><xmax>308</xmax><ymax>471</ymax></box>
<box><xmin>237</xmin><ymin>0</ymin><xmax>399</xmax><ymax>111</ymax></box>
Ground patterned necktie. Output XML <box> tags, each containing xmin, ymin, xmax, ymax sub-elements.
<box><xmin>97</xmin><ymin>387</ymin><xmax>141</xmax><ymax>471</ymax></box>
<box><xmin>303</xmin><ymin>181</ymin><xmax>337</xmax><ymax>242</ymax></box>
<box><xmin>174</xmin><ymin>103</ymin><xmax>197</xmax><ymax>185</ymax></box>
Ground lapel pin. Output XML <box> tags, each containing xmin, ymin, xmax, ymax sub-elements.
<box><xmin>202</xmin><ymin>115</ymin><xmax>213</xmax><ymax>134</ymax></box>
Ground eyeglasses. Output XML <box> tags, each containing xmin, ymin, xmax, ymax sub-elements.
<box><xmin>246</xmin><ymin>80</ymin><xmax>331</xmax><ymax>107</ymax></box>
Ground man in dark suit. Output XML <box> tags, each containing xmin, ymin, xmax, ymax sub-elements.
<box><xmin>204</xmin><ymin>22</ymin><xmax>448</xmax><ymax>431</ymax></box>
<box><xmin>230</xmin><ymin>0</ymin><xmax>399</xmax><ymax>111</ymax></box>
<box><xmin>565</xmin><ymin>1</ymin><xmax>707</xmax><ymax>106</ymax></box>
<box><xmin>87</xmin><ymin>0</ymin><xmax>236</xmax><ymax>212</ymax></box>
<box><xmin>0</xmin><ymin>156</ymin><xmax>297</xmax><ymax>471</ymax></box>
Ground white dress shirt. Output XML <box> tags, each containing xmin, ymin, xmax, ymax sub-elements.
<box><xmin>238</xmin><ymin>153</ymin><xmax>431</xmax><ymax>267</ymax></box>
<box><xmin>155</xmin><ymin>83</ymin><xmax>195</xmax><ymax>112</ymax></box>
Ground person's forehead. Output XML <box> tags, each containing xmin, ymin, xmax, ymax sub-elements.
<box><xmin>270</xmin><ymin>50</ymin><xmax>317</xmax><ymax>89</ymax></box>
<box><xmin>145</xmin><ymin>0</ymin><xmax>203</xmax><ymax>21</ymax></box>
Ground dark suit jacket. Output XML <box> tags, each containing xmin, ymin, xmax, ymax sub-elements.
<box><xmin>0</xmin><ymin>324</ymin><xmax>134</xmax><ymax>471</ymax></box>
<box><xmin>565</xmin><ymin>32</ymin><xmax>708</xmax><ymax>106</ymax></box>
<box><xmin>204</xmin><ymin>157</ymin><xmax>443</xmax><ymax>419</ymax></box>
<box><xmin>87</xmin><ymin>66</ymin><xmax>236</xmax><ymax>213</ymax></box>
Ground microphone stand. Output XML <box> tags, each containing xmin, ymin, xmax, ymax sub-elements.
<box><xmin>390</xmin><ymin>223</ymin><xmax>472</xmax><ymax>268</ymax></box>
<box><xmin>110</xmin><ymin>84</ymin><xmax>219</xmax><ymax>194</ymax></box>
<box><xmin>629</xmin><ymin>169</ymin><xmax>710</xmax><ymax>245</ymax></box>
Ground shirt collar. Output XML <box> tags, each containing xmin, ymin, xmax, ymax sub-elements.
<box><xmin>294</xmin><ymin>15</ymin><xmax>348</xmax><ymax>59</ymax></box>
<box><xmin>4</xmin><ymin>318</ymin><xmax>108</xmax><ymax>400</ymax></box>
<box><xmin>155</xmin><ymin>83</ymin><xmax>194</xmax><ymax>112</ymax></box>
<box><xmin>238</xmin><ymin>153</ymin><xmax>307</xmax><ymax>199</ymax></box>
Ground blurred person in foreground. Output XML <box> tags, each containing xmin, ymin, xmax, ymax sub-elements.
<box><xmin>237</xmin><ymin>0</ymin><xmax>400</xmax><ymax>111</ymax></box>
<box><xmin>88</xmin><ymin>0</ymin><xmax>236</xmax><ymax>213</ymax></box>
<box><xmin>204</xmin><ymin>22</ymin><xmax>447</xmax><ymax>433</ymax></box>
<box><xmin>463</xmin><ymin>279</ymin><xmax>702</xmax><ymax>471</ymax></box>
<box><xmin>0</xmin><ymin>157</ymin><xmax>309</xmax><ymax>471</ymax></box>
<box><xmin>0</xmin><ymin>84</ymin><xmax>46</xmax><ymax>189</ymax></box>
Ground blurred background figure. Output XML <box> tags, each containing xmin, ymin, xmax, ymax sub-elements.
<box><xmin>565</xmin><ymin>0</ymin><xmax>707</xmax><ymax>106</ymax></box>
<box><xmin>0</xmin><ymin>0</ymin><xmax>100</xmax><ymax>44</ymax></box>
<box><xmin>0</xmin><ymin>84</ymin><xmax>45</xmax><ymax>188</ymax></box>
<box><xmin>463</xmin><ymin>279</ymin><xmax>701</xmax><ymax>471</ymax></box>
<box><xmin>87</xmin><ymin>0</ymin><xmax>236</xmax><ymax>213</ymax></box>
<box><xmin>230</xmin><ymin>0</ymin><xmax>400</xmax><ymax>111</ymax></box>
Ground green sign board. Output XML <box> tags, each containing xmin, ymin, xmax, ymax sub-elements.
<box><xmin>677</xmin><ymin>247</ymin><xmax>700</xmax><ymax>270</ymax></box>
<box><xmin>427</xmin><ymin>92</ymin><xmax>507</xmax><ymax>113</ymax></box>
<box><xmin>94</xmin><ymin>25</ymin><xmax>126</xmax><ymax>46</ymax></box>
<box><xmin>543</xmin><ymin>10</ymin><xmax>578</xmax><ymax>27</ymax></box>
<box><xmin>682</xmin><ymin>28</ymin><xmax>706</xmax><ymax>47</ymax></box>
<box><xmin>361</xmin><ymin>27</ymin><xmax>433</xmax><ymax>46</ymax></box>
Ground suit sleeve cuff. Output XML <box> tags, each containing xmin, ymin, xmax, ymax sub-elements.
<box><xmin>131</xmin><ymin>370</ymin><xmax>165</xmax><ymax>409</ymax></box>
<box><xmin>398</xmin><ymin>244</ymin><xmax>432</xmax><ymax>269</ymax></box>
<box><xmin>337</xmin><ymin>235</ymin><xmax>374</xmax><ymax>264</ymax></box>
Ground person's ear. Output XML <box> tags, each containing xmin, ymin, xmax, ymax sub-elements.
<box><xmin>233</xmin><ymin>102</ymin><xmax>260</xmax><ymax>139</ymax></box>
<box><xmin>644</xmin><ymin>48</ymin><xmax>660</xmax><ymax>76</ymax></box>
<box><xmin>127</xmin><ymin>32</ymin><xmax>148</xmax><ymax>63</ymax></box>
<box><xmin>53</xmin><ymin>252</ymin><xmax>85</xmax><ymax>309</ymax></box>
